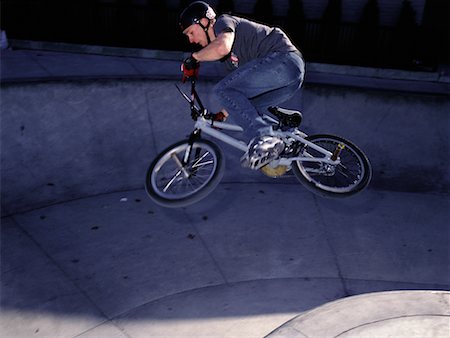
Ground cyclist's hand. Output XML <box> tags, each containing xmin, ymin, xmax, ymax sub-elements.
<box><xmin>181</xmin><ymin>55</ymin><xmax>200</xmax><ymax>82</ymax></box>
<box><xmin>212</xmin><ymin>110</ymin><xmax>228</xmax><ymax>122</ymax></box>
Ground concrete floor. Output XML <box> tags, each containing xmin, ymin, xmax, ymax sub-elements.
<box><xmin>2</xmin><ymin>184</ymin><xmax>449</xmax><ymax>337</ymax></box>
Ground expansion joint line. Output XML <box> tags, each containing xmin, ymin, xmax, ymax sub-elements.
<box><xmin>182</xmin><ymin>210</ymin><xmax>230</xmax><ymax>286</ymax></box>
<box><xmin>312</xmin><ymin>195</ymin><xmax>350</xmax><ymax>297</ymax></box>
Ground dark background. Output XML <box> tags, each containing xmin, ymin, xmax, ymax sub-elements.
<box><xmin>2</xmin><ymin>0</ymin><xmax>449</xmax><ymax>71</ymax></box>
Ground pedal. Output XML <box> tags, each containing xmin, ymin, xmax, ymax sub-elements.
<box><xmin>241</xmin><ymin>136</ymin><xmax>285</xmax><ymax>170</ymax></box>
<box><xmin>268</xmin><ymin>106</ymin><xmax>302</xmax><ymax>128</ymax></box>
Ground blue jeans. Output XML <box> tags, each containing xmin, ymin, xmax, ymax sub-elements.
<box><xmin>213</xmin><ymin>51</ymin><xmax>305</xmax><ymax>142</ymax></box>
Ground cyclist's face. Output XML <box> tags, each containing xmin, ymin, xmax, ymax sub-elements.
<box><xmin>183</xmin><ymin>20</ymin><xmax>209</xmax><ymax>47</ymax></box>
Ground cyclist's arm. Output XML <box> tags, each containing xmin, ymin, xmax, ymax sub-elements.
<box><xmin>192</xmin><ymin>31</ymin><xmax>234</xmax><ymax>62</ymax></box>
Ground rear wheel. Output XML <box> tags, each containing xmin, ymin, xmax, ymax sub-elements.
<box><xmin>292</xmin><ymin>134</ymin><xmax>372</xmax><ymax>198</ymax></box>
<box><xmin>145</xmin><ymin>139</ymin><xmax>224</xmax><ymax>207</ymax></box>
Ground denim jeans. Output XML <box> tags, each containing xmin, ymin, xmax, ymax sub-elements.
<box><xmin>213</xmin><ymin>51</ymin><xmax>305</xmax><ymax>142</ymax></box>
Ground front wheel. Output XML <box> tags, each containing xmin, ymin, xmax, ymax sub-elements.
<box><xmin>145</xmin><ymin>139</ymin><xmax>224</xmax><ymax>208</ymax></box>
<box><xmin>292</xmin><ymin>134</ymin><xmax>372</xmax><ymax>198</ymax></box>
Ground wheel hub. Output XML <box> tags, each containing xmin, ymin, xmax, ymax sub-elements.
<box><xmin>322</xmin><ymin>164</ymin><xmax>336</xmax><ymax>176</ymax></box>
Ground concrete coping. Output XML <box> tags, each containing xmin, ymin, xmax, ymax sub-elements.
<box><xmin>267</xmin><ymin>290</ymin><xmax>450</xmax><ymax>337</ymax></box>
<box><xmin>5</xmin><ymin>39</ymin><xmax>450</xmax><ymax>95</ymax></box>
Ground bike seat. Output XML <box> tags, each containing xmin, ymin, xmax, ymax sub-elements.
<box><xmin>268</xmin><ymin>106</ymin><xmax>302</xmax><ymax>128</ymax></box>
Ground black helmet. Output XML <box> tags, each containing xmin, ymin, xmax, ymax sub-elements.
<box><xmin>179</xmin><ymin>1</ymin><xmax>216</xmax><ymax>31</ymax></box>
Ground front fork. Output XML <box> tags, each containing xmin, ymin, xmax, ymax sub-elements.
<box><xmin>171</xmin><ymin>129</ymin><xmax>202</xmax><ymax>178</ymax></box>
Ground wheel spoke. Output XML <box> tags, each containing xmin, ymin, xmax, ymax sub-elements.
<box><xmin>193</xmin><ymin>160</ymin><xmax>214</xmax><ymax>168</ymax></box>
<box><xmin>191</xmin><ymin>151</ymin><xmax>210</xmax><ymax>167</ymax></box>
<box><xmin>162</xmin><ymin>170</ymin><xmax>183</xmax><ymax>192</ymax></box>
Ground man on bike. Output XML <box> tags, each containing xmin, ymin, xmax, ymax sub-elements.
<box><xmin>179</xmin><ymin>1</ymin><xmax>305</xmax><ymax>169</ymax></box>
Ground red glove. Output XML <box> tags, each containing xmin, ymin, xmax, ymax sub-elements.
<box><xmin>181</xmin><ymin>55</ymin><xmax>200</xmax><ymax>82</ymax></box>
<box><xmin>212</xmin><ymin>111</ymin><xmax>228</xmax><ymax>122</ymax></box>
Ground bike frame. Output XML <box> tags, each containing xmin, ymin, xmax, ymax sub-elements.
<box><xmin>177</xmin><ymin>79</ymin><xmax>341</xmax><ymax>167</ymax></box>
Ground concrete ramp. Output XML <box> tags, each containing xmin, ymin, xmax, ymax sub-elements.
<box><xmin>268</xmin><ymin>291</ymin><xmax>450</xmax><ymax>337</ymax></box>
<box><xmin>2</xmin><ymin>77</ymin><xmax>449</xmax><ymax>215</ymax></box>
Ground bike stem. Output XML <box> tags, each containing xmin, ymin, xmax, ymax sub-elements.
<box><xmin>191</xmin><ymin>79</ymin><xmax>206</xmax><ymax>115</ymax></box>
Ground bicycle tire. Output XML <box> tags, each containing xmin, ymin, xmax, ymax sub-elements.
<box><xmin>292</xmin><ymin>134</ymin><xmax>372</xmax><ymax>198</ymax></box>
<box><xmin>145</xmin><ymin>139</ymin><xmax>224</xmax><ymax>208</ymax></box>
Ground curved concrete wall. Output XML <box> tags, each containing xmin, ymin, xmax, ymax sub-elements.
<box><xmin>2</xmin><ymin>79</ymin><xmax>449</xmax><ymax>215</ymax></box>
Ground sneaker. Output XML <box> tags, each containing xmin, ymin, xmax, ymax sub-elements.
<box><xmin>241</xmin><ymin>135</ymin><xmax>285</xmax><ymax>170</ymax></box>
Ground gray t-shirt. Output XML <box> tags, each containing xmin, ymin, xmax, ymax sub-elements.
<box><xmin>213</xmin><ymin>14</ymin><xmax>300</xmax><ymax>71</ymax></box>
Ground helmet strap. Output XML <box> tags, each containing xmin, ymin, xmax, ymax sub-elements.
<box><xmin>198</xmin><ymin>20</ymin><xmax>211</xmax><ymax>44</ymax></box>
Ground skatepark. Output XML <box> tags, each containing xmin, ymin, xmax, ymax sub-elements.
<box><xmin>1</xmin><ymin>42</ymin><xmax>449</xmax><ymax>337</ymax></box>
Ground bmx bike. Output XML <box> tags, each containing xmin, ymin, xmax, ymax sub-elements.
<box><xmin>145</xmin><ymin>79</ymin><xmax>372</xmax><ymax>208</ymax></box>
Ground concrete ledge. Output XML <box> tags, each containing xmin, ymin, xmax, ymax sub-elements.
<box><xmin>9</xmin><ymin>39</ymin><xmax>187</xmax><ymax>61</ymax></box>
<box><xmin>5</xmin><ymin>39</ymin><xmax>450</xmax><ymax>95</ymax></box>
<box><xmin>267</xmin><ymin>290</ymin><xmax>450</xmax><ymax>337</ymax></box>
